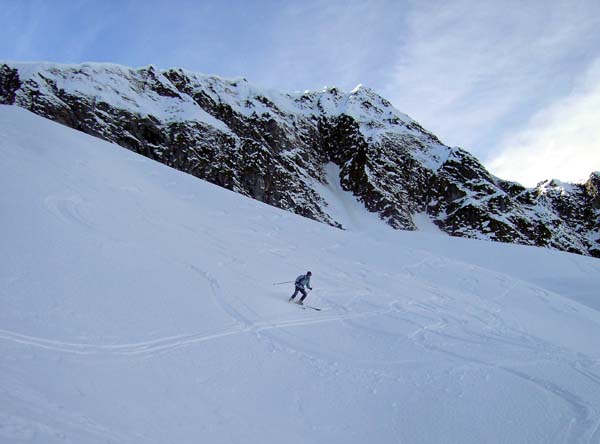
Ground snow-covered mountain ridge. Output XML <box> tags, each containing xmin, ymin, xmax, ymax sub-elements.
<box><xmin>1</xmin><ymin>61</ymin><xmax>598</xmax><ymax>257</ymax></box>
<box><xmin>2</xmin><ymin>105</ymin><xmax>600</xmax><ymax>443</ymax></box>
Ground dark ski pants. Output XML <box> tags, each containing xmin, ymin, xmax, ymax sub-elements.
<box><xmin>290</xmin><ymin>285</ymin><xmax>307</xmax><ymax>302</ymax></box>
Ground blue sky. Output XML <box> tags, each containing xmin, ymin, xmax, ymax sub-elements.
<box><xmin>2</xmin><ymin>0</ymin><xmax>599</xmax><ymax>186</ymax></box>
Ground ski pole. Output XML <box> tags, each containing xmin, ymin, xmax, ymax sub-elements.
<box><xmin>273</xmin><ymin>281</ymin><xmax>294</xmax><ymax>285</ymax></box>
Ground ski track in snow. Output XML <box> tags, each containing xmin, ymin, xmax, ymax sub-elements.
<box><xmin>3</xmin><ymin>240</ymin><xmax>600</xmax><ymax>442</ymax></box>
<box><xmin>0</xmin><ymin>301</ymin><xmax>398</xmax><ymax>359</ymax></box>
<box><xmin>44</xmin><ymin>194</ymin><xmax>97</xmax><ymax>231</ymax></box>
<box><xmin>398</xmin><ymin>271</ymin><xmax>600</xmax><ymax>444</ymax></box>
<box><xmin>3</xmin><ymin>106</ymin><xmax>600</xmax><ymax>444</ymax></box>
<box><xmin>4</xmin><ymin>270</ymin><xmax>598</xmax><ymax>443</ymax></box>
<box><xmin>5</xmin><ymin>285</ymin><xmax>598</xmax><ymax>443</ymax></box>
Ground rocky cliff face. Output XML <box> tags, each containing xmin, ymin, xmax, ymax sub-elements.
<box><xmin>1</xmin><ymin>61</ymin><xmax>598</xmax><ymax>257</ymax></box>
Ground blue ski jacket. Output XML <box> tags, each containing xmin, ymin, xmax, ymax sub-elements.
<box><xmin>295</xmin><ymin>274</ymin><xmax>312</xmax><ymax>289</ymax></box>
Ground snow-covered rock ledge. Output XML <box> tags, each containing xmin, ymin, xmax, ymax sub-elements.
<box><xmin>1</xmin><ymin>61</ymin><xmax>598</xmax><ymax>257</ymax></box>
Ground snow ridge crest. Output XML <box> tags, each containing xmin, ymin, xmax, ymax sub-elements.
<box><xmin>0</xmin><ymin>60</ymin><xmax>598</xmax><ymax>258</ymax></box>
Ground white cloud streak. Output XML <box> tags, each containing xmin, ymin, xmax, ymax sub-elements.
<box><xmin>383</xmin><ymin>0</ymin><xmax>600</xmax><ymax>176</ymax></box>
<box><xmin>253</xmin><ymin>0</ymin><xmax>407</xmax><ymax>91</ymax></box>
<box><xmin>488</xmin><ymin>59</ymin><xmax>600</xmax><ymax>186</ymax></box>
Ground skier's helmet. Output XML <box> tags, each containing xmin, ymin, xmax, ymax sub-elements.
<box><xmin>307</xmin><ymin>271</ymin><xmax>312</xmax><ymax>276</ymax></box>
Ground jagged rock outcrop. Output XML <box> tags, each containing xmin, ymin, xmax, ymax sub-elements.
<box><xmin>1</xmin><ymin>61</ymin><xmax>598</xmax><ymax>257</ymax></box>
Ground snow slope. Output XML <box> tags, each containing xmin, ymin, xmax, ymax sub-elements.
<box><xmin>3</xmin><ymin>61</ymin><xmax>599</xmax><ymax>257</ymax></box>
<box><xmin>1</xmin><ymin>105</ymin><xmax>600</xmax><ymax>444</ymax></box>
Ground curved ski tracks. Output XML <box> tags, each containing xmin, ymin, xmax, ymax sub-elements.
<box><xmin>2</xmin><ymin>264</ymin><xmax>600</xmax><ymax>442</ymax></box>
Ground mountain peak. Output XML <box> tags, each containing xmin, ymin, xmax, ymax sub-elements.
<box><xmin>1</xmin><ymin>60</ymin><xmax>598</xmax><ymax>258</ymax></box>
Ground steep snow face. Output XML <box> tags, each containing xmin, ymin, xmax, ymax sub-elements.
<box><xmin>8</xmin><ymin>62</ymin><xmax>231</xmax><ymax>131</ymax></box>
<box><xmin>311</xmin><ymin>162</ymin><xmax>389</xmax><ymax>232</ymax></box>
<box><xmin>0</xmin><ymin>61</ymin><xmax>598</xmax><ymax>257</ymax></box>
<box><xmin>8</xmin><ymin>61</ymin><xmax>415</xmax><ymax>140</ymax></box>
<box><xmin>2</xmin><ymin>106</ymin><xmax>600</xmax><ymax>444</ymax></box>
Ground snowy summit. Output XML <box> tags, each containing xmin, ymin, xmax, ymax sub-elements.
<box><xmin>1</xmin><ymin>61</ymin><xmax>598</xmax><ymax>258</ymax></box>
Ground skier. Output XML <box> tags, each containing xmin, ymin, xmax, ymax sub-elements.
<box><xmin>289</xmin><ymin>271</ymin><xmax>313</xmax><ymax>305</ymax></box>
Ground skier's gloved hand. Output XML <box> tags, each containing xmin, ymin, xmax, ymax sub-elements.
<box><xmin>309</xmin><ymin>287</ymin><xmax>313</xmax><ymax>290</ymax></box>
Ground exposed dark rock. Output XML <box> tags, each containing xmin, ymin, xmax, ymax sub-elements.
<box><xmin>585</xmin><ymin>172</ymin><xmax>600</xmax><ymax>209</ymax></box>
<box><xmin>0</xmin><ymin>64</ymin><xmax>20</xmax><ymax>104</ymax></box>
<box><xmin>1</xmin><ymin>61</ymin><xmax>598</xmax><ymax>258</ymax></box>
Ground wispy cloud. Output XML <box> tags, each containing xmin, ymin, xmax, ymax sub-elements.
<box><xmin>382</xmin><ymin>0</ymin><xmax>600</xmax><ymax>173</ymax></box>
<box><xmin>2</xmin><ymin>0</ymin><xmax>44</xmax><ymax>59</ymax></box>
<box><xmin>488</xmin><ymin>59</ymin><xmax>600</xmax><ymax>186</ymax></box>
<box><xmin>250</xmin><ymin>0</ymin><xmax>408</xmax><ymax>91</ymax></box>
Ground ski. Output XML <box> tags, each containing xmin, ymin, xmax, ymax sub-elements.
<box><xmin>289</xmin><ymin>301</ymin><xmax>321</xmax><ymax>311</ymax></box>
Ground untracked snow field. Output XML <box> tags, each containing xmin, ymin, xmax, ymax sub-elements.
<box><xmin>1</xmin><ymin>105</ymin><xmax>600</xmax><ymax>444</ymax></box>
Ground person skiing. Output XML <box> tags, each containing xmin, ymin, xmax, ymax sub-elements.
<box><xmin>289</xmin><ymin>271</ymin><xmax>313</xmax><ymax>305</ymax></box>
